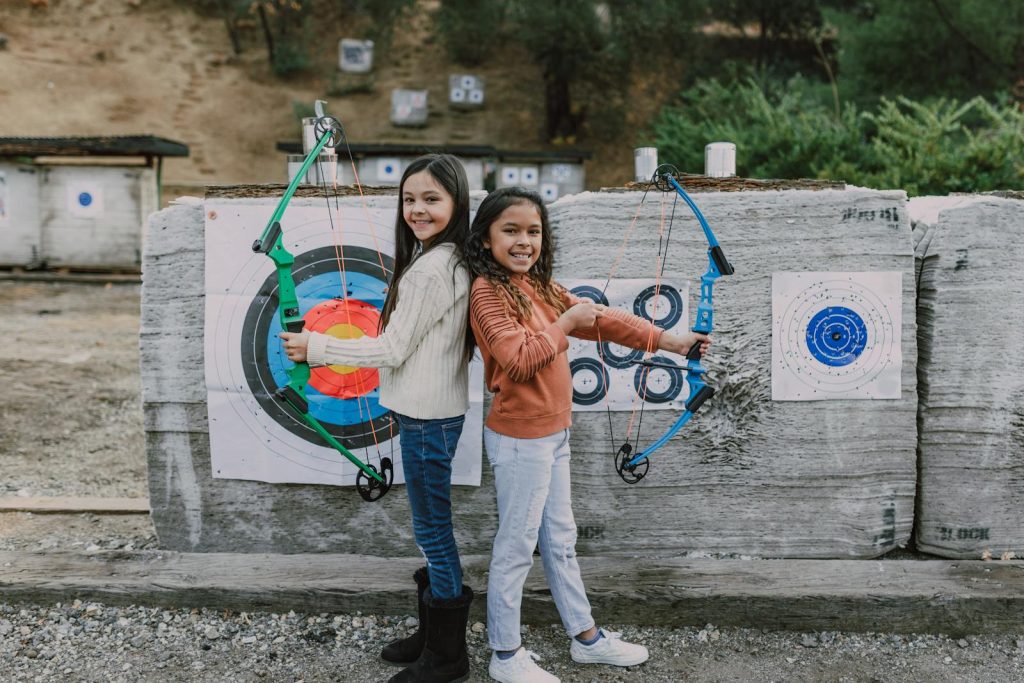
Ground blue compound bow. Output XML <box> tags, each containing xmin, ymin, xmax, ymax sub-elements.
<box><xmin>613</xmin><ymin>164</ymin><xmax>734</xmax><ymax>484</ymax></box>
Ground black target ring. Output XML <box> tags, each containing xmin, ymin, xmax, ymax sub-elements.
<box><xmin>241</xmin><ymin>245</ymin><xmax>395</xmax><ymax>450</ymax></box>
<box><xmin>570</xmin><ymin>357</ymin><xmax>610</xmax><ymax>406</ymax></box>
<box><xmin>633</xmin><ymin>283</ymin><xmax>683</xmax><ymax>329</ymax></box>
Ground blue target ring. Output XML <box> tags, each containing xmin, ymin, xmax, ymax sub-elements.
<box><xmin>805</xmin><ymin>306</ymin><xmax>867</xmax><ymax>367</ymax></box>
<box><xmin>265</xmin><ymin>270</ymin><xmax>389</xmax><ymax>425</ymax></box>
<box><xmin>78</xmin><ymin>192</ymin><xmax>93</xmax><ymax>207</ymax></box>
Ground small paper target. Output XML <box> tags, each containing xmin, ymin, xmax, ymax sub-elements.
<box><xmin>68</xmin><ymin>182</ymin><xmax>103</xmax><ymax>217</ymax></box>
<box><xmin>570</xmin><ymin>357</ymin><xmax>610</xmax><ymax>406</ymax></box>
<box><xmin>540</xmin><ymin>183</ymin><xmax>559</xmax><ymax>202</ymax></box>
<box><xmin>633</xmin><ymin>283</ymin><xmax>683</xmax><ymax>329</ymax></box>
<box><xmin>460</xmin><ymin>75</ymin><xmax>477</xmax><ymax>90</ymax></box>
<box><xmin>549</xmin><ymin>164</ymin><xmax>572</xmax><ymax>182</ymax></box>
<box><xmin>772</xmin><ymin>271</ymin><xmax>902</xmax><ymax>400</ymax></box>
<box><xmin>468</xmin><ymin>89</ymin><xmax>485</xmax><ymax>104</ymax></box>
<box><xmin>633</xmin><ymin>356</ymin><xmax>685</xmax><ymax>403</ymax></box>
<box><xmin>377</xmin><ymin>158</ymin><xmax>402</xmax><ymax>182</ymax></box>
<box><xmin>500</xmin><ymin>167</ymin><xmax>520</xmax><ymax>185</ymax></box>
<box><xmin>410</xmin><ymin>92</ymin><xmax>427</xmax><ymax>108</ymax></box>
<box><xmin>569</xmin><ymin>284</ymin><xmax>609</xmax><ymax>307</ymax></box>
<box><xmin>521</xmin><ymin>166</ymin><xmax>539</xmax><ymax>186</ymax></box>
<box><xmin>241</xmin><ymin>245</ymin><xmax>395</xmax><ymax>449</ymax></box>
<box><xmin>449</xmin><ymin>88</ymin><xmax>466</xmax><ymax>103</ymax></box>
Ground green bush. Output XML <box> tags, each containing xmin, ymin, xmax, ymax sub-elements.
<box><xmin>649</xmin><ymin>75</ymin><xmax>1024</xmax><ymax>195</ymax></box>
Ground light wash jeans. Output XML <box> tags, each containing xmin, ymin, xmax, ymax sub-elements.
<box><xmin>484</xmin><ymin>427</ymin><xmax>595</xmax><ymax>651</ymax></box>
<box><xmin>396</xmin><ymin>412</ymin><xmax>466</xmax><ymax>600</ymax></box>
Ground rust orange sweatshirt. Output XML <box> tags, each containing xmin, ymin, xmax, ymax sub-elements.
<box><xmin>469</xmin><ymin>274</ymin><xmax>664</xmax><ymax>439</ymax></box>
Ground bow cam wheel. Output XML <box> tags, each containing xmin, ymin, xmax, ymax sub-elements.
<box><xmin>614</xmin><ymin>443</ymin><xmax>649</xmax><ymax>484</ymax></box>
<box><xmin>356</xmin><ymin>457</ymin><xmax>394</xmax><ymax>502</ymax></box>
<box><xmin>651</xmin><ymin>164</ymin><xmax>679</xmax><ymax>193</ymax></box>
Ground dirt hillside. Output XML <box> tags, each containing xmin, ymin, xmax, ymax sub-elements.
<box><xmin>0</xmin><ymin>0</ymin><xmax>679</xmax><ymax>195</ymax></box>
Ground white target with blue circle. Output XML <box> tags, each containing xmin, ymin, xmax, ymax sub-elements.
<box><xmin>68</xmin><ymin>182</ymin><xmax>104</xmax><ymax>217</ymax></box>
<box><xmin>563</xmin><ymin>278</ymin><xmax>690</xmax><ymax>411</ymax></box>
<box><xmin>772</xmin><ymin>271</ymin><xmax>902</xmax><ymax>400</ymax></box>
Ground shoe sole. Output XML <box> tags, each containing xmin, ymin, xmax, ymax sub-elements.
<box><xmin>570</xmin><ymin>652</ymin><xmax>649</xmax><ymax>666</ymax></box>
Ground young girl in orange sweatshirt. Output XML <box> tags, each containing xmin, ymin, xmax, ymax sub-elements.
<box><xmin>467</xmin><ymin>187</ymin><xmax>710</xmax><ymax>683</ymax></box>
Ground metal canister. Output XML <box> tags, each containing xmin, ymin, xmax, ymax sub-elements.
<box><xmin>634</xmin><ymin>147</ymin><xmax>658</xmax><ymax>182</ymax></box>
<box><xmin>704</xmin><ymin>142</ymin><xmax>736</xmax><ymax>178</ymax></box>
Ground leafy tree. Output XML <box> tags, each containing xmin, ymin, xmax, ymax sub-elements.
<box><xmin>826</xmin><ymin>0</ymin><xmax>1024</xmax><ymax>104</ymax></box>
<box><xmin>650</xmin><ymin>72</ymin><xmax>1024</xmax><ymax>195</ymax></box>
<box><xmin>504</xmin><ymin>0</ymin><xmax>706</xmax><ymax>142</ymax></box>
<box><xmin>709</xmin><ymin>0</ymin><xmax>825</xmax><ymax>67</ymax></box>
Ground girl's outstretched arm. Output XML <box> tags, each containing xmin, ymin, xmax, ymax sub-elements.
<box><xmin>281</xmin><ymin>265</ymin><xmax>463</xmax><ymax>369</ymax></box>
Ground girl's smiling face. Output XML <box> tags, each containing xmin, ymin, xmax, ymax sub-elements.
<box><xmin>483</xmin><ymin>201</ymin><xmax>543</xmax><ymax>275</ymax></box>
<box><xmin>402</xmin><ymin>170</ymin><xmax>454</xmax><ymax>246</ymax></box>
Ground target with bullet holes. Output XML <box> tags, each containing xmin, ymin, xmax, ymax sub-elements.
<box><xmin>202</xmin><ymin>200</ymin><xmax>483</xmax><ymax>487</ymax></box>
<box><xmin>563</xmin><ymin>279</ymin><xmax>690</xmax><ymax>411</ymax></box>
<box><xmin>772</xmin><ymin>271</ymin><xmax>902</xmax><ymax>400</ymax></box>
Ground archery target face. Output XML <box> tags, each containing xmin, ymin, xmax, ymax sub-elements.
<box><xmin>68</xmin><ymin>182</ymin><xmax>103</xmax><ymax>217</ymax></box>
<box><xmin>203</xmin><ymin>199</ymin><xmax>483</xmax><ymax>487</ymax></box>
<box><xmin>563</xmin><ymin>279</ymin><xmax>690</xmax><ymax>411</ymax></box>
<box><xmin>772</xmin><ymin>271</ymin><xmax>902</xmax><ymax>400</ymax></box>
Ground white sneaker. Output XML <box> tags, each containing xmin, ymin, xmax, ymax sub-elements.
<box><xmin>488</xmin><ymin>648</ymin><xmax>560</xmax><ymax>683</ymax></box>
<box><xmin>569</xmin><ymin>629</ymin><xmax>649</xmax><ymax>666</ymax></box>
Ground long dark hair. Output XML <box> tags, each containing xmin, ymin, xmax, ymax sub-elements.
<box><xmin>379</xmin><ymin>154</ymin><xmax>471</xmax><ymax>332</ymax></box>
<box><xmin>465</xmin><ymin>187</ymin><xmax>566</xmax><ymax>320</ymax></box>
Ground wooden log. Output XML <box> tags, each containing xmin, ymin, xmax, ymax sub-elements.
<box><xmin>912</xmin><ymin>195</ymin><xmax>1024</xmax><ymax>558</ymax></box>
<box><xmin>1</xmin><ymin>551</ymin><xmax>1022</xmax><ymax>636</ymax></box>
<box><xmin>0</xmin><ymin>497</ymin><xmax>149</xmax><ymax>514</ymax></box>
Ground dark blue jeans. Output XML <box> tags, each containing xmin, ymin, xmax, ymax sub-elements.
<box><xmin>395</xmin><ymin>412</ymin><xmax>466</xmax><ymax>600</ymax></box>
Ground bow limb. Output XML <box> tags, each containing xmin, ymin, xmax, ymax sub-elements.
<box><xmin>615</xmin><ymin>165</ymin><xmax>733</xmax><ymax>484</ymax></box>
<box><xmin>251</xmin><ymin>117</ymin><xmax>393</xmax><ymax>501</ymax></box>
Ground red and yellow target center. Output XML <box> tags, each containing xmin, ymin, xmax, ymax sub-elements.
<box><xmin>303</xmin><ymin>298</ymin><xmax>381</xmax><ymax>399</ymax></box>
<box><xmin>323</xmin><ymin>323</ymin><xmax>366</xmax><ymax>374</ymax></box>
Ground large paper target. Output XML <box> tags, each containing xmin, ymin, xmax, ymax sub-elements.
<box><xmin>204</xmin><ymin>199</ymin><xmax>484</xmax><ymax>488</ymax></box>
<box><xmin>564</xmin><ymin>279</ymin><xmax>690</xmax><ymax>411</ymax></box>
<box><xmin>772</xmin><ymin>271</ymin><xmax>902</xmax><ymax>400</ymax></box>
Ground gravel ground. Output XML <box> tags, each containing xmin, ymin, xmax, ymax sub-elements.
<box><xmin>2</xmin><ymin>280</ymin><xmax>1024</xmax><ymax>682</ymax></box>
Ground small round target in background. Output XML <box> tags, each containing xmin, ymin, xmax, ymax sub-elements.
<box><xmin>633</xmin><ymin>283</ymin><xmax>683</xmax><ymax>329</ymax></box>
<box><xmin>773</xmin><ymin>274</ymin><xmax>900</xmax><ymax>398</ymax></box>
<box><xmin>570</xmin><ymin>357</ymin><xmax>610</xmax><ymax>406</ymax></box>
<box><xmin>242</xmin><ymin>245</ymin><xmax>395</xmax><ymax>449</ymax></box>
<box><xmin>633</xmin><ymin>356</ymin><xmax>685</xmax><ymax>403</ymax></box>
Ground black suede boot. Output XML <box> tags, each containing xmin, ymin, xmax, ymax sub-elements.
<box><xmin>388</xmin><ymin>585</ymin><xmax>473</xmax><ymax>683</ymax></box>
<box><xmin>381</xmin><ymin>566</ymin><xmax>430</xmax><ymax>666</ymax></box>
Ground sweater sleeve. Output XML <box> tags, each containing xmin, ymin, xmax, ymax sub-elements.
<box><xmin>469</xmin><ymin>282</ymin><xmax>569</xmax><ymax>383</ymax></box>
<box><xmin>559</xmin><ymin>286</ymin><xmax>664</xmax><ymax>352</ymax></box>
<box><xmin>306</xmin><ymin>264</ymin><xmax>458</xmax><ymax>369</ymax></box>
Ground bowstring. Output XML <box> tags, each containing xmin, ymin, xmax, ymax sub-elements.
<box><xmin>313</xmin><ymin>132</ymin><xmax>390</xmax><ymax>482</ymax></box>
<box><xmin>337</xmin><ymin>135</ymin><xmax>397</xmax><ymax>465</ymax></box>
<box><xmin>597</xmin><ymin>183</ymin><xmax>652</xmax><ymax>453</ymax></box>
<box><xmin>630</xmin><ymin>191</ymin><xmax>679</xmax><ymax>457</ymax></box>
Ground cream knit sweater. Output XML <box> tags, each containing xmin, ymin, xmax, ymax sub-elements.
<box><xmin>305</xmin><ymin>242</ymin><xmax>470</xmax><ymax>419</ymax></box>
